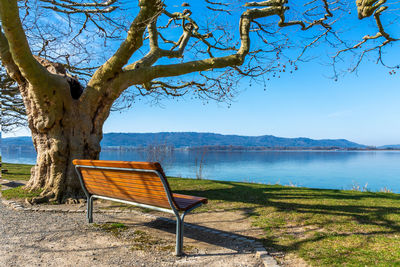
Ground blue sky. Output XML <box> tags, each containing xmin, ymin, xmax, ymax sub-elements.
<box><xmin>101</xmin><ymin>58</ymin><xmax>399</xmax><ymax>146</ymax></box>
<box><xmin>3</xmin><ymin>1</ymin><xmax>400</xmax><ymax>146</ymax></box>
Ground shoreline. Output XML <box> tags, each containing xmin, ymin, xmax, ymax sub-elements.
<box><xmin>2</xmin><ymin>162</ymin><xmax>399</xmax><ymax>194</ymax></box>
<box><xmin>4</xmin><ymin>147</ymin><xmax>400</xmax><ymax>153</ymax></box>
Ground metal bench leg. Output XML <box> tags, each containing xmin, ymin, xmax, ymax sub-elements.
<box><xmin>175</xmin><ymin>212</ymin><xmax>187</xmax><ymax>256</ymax></box>
<box><xmin>174</xmin><ymin>204</ymin><xmax>204</xmax><ymax>256</ymax></box>
<box><xmin>87</xmin><ymin>195</ymin><xmax>93</xmax><ymax>223</ymax></box>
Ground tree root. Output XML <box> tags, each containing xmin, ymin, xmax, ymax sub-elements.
<box><xmin>64</xmin><ymin>197</ymin><xmax>86</xmax><ymax>204</ymax></box>
<box><xmin>26</xmin><ymin>194</ymin><xmax>52</xmax><ymax>205</ymax></box>
<box><xmin>25</xmin><ymin>190</ymin><xmax>85</xmax><ymax>204</ymax></box>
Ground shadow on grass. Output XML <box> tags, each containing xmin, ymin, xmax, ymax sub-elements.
<box><xmin>1</xmin><ymin>181</ymin><xmax>25</xmax><ymax>188</ymax></box>
<box><xmin>172</xmin><ymin>180</ymin><xmax>400</xmax><ymax>255</ymax></box>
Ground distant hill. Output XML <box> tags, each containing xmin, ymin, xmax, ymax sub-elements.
<box><xmin>2</xmin><ymin>136</ymin><xmax>34</xmax><ymax>146</ymax></box>
<box><xmin>1</xmin><ymin>132</ymin><xmax>368</xmax><ymax>149</ymax></box>
<box><xmin>102</xmin><ymin>132</ymin><xmax>366</xmax><ymax>149</ymax></box>
<box><xmin>378</xmin><ymin>144</ymin><xmax>400</xmax><ymax>149</ymax></box>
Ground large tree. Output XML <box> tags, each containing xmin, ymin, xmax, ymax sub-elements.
<box><xmin>0</xmin><ymin>0</ymin><xmax>396</xmax><ymax>203</ymax></box>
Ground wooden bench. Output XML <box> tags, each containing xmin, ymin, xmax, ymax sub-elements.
<box><xmin>72</xmin><ymin>159</ymin><xmax>208</xmax><ymax>256</ymax></box>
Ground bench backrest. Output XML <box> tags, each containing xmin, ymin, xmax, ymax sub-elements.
<box><xmin>72</xmin><ymin>159</ymin><xmax>175</xmax><ymax>209</ymax></box>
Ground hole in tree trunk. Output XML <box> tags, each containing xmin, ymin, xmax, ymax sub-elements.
<box><xmin>67</xmin><ymin>77</ymin><xmax>84</xmax><ymax>99</ymax></box>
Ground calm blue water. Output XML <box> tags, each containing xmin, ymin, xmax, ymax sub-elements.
<box><xmin>2</xmin><ymin>149</ymin><xmax>400</xmax><ymax>192</ymax></box>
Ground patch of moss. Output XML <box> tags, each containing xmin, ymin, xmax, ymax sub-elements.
<box><xmin>93</xmin><ymin>222</ymin><xmax>128</xmax><ymax>237</ymax></box>
<box><xmin>130</xmin><ymin>230</ymin><xmax>193</xmax><ymax>253</ymax></box>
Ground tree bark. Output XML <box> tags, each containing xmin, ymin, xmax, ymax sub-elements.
<box><xmin>25</xmin><ymin>112</ymin><xmax>102</xmax><ymax>204</ymax></box>
<box><xmin>21</xmin><ymin>60</ymin><xmax>104</xmax><ymax>204</ymax></box>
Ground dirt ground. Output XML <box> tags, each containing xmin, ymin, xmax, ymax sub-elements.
<box><xmin>0</xmin><ymin>179</ymin><xmax>308</xmax><ymax>266</ymax></box>
<box><xmin>0</xmin><ymin>179</ymin><xmax>265</xmax><ymax>266</ymax></box>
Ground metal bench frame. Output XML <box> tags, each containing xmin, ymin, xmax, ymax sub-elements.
<box><xmin>74</xmin><ymin>164</ymin><xmax>204</xmax><ymax>256</ymax></box>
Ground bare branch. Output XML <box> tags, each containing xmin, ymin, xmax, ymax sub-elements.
<box><xmin>40</xmin><ymin>0</ymin><xmax>118</xmax><ymax>14</ymax></box>
<box><xmin>0</xmin><ymin>68</ymin><xmax>27</xmax><ymax>132</ymax></box>
<box><xmin>83</xmin><ymin>0</ymin><xmax>163</xmax><ymax>104</ymax></box>
<box><xmin>0</xmin><ymin>0</ymin><xmax>53</xmax><ymax>87</ymax></box>
<box><xmin>116</xmin><ymin>0</ymin><xmax>335</xmax><ymax>92</ymax></box>
<box><xmin>205</xmin><ymin>0</ymin><xmax>232</xmax><ymax>14</ymax></box>
<box><xmin>333</xmin><ymin>0</ymin><xmax>398</xmax><ymax>77</ymax></box>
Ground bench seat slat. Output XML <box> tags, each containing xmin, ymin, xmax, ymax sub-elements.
<box><xmin>84</xmin><ymin>180</ymin><xmax>170</xmax><ymax>199</ymax></box>
<box><xmin>85</xmin><ymin>186</ymin><xmax>172</xmax><ymax>208</ymax></box>
<box><xmin>86</xmin><ymin>185</ymin><xmax>166</xmax><ymax>201</ymax></box>
<box><xmin>83</xmin><ymin>177</ymin><xmax>166</xmax><ymax>192</ymax></box>
<box><xmin>80</xmin><ymin>171</ymin><xmax>164</xmax><ymax>183</ymax></box>
<box><xmin>87</xmin><ymin>183</ymin><xmax>170</xmax><ymax>207</ymax></box>
<box><xmin>81</xmin><ymin>169</ymin><xmax>163</xmax><ymax>182</ymax></box>
<box><xmin>74</xmin><ymin>159</ymin><xmax>164</xmax><ymax>173</ymax></box>
<box><xmin>85</xmin><ymin>183</ymin><xmax>207</xmax><ymax>211</ymax></box>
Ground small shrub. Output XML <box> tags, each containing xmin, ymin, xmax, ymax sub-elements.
<box><xmin>380</xmin><ymin>187</ymin><xmax>393</xmax><ymax>193</ymax></box>
<box><xmin>351</xmin><ymin>182</ymin><xmax>369</xmax><ymax>192</ymax></box>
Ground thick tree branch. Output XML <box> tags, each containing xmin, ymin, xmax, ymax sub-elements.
<box><xmin>125</xmin><ymin>20</ymin><xmax>164</xmax><ymax>69</ymax></box>
<box><xmin>0</xmin><ymin>0</ymin><xmax>53</xmax><ymax>87</ymax></box>
<box><xmin>113</xmin><ymin>0</ymin><xmax>335</xmax><ymax>95</ymax></box>
<box><xmin>113</xmin><ymin>0</ymin><xmax>335</xmax><ymax>96</ymax></box>
<box><xmin>115</xmin><ymin>4</ymin><xmax>288</xmax><ymax>91</ymax></box>
<box><xmin>0</xmin><ymin>30</ymin><xmax>25</xmax><ymax>85</ymax></box>
<box><xmin>86</xmin><ymin>0</ymin><xmax>162</xmax><ymax>89</ymax></box>
<box><xmin>82</xmin><ymin>0</ymin><xmax>163</xmax><ymax>109</ymax></box>
<box><xmin>125</xmin><ymin>8</ymin><xmax>199</xmax><ymax>71</ymax></box>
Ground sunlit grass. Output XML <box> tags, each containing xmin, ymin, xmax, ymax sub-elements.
<box><xmin>1</xmin><ymin>186</ymin><xmax>42</xmax><ymax>200</ymax></box>
<box><xmin>1</xmin><ymin>163</ymin><xmax>33</xmax><ymax>181</ymax></box>
<box><xmin>169</xmin><ymin>177</ymin><xmax>400</xmax><ymax>266</ymax></box>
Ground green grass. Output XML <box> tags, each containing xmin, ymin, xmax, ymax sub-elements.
<box><xmin>0</xmin><ymin>162</ymin><xmax>39</xmax><ymax>199</ymax></box>
<box><xmin>1</xmin><ymin>163</ymin><xmax>33</xmax><ymax>181</ymax></box>
<box><xmin>93</xmin><ymin>222</ymin><xmax>128</xmax><ymax>237</ymax></box>
<box><xmin>168</xmin><ymin>177</ymin><xmax>400</xmax><ymax>266</ymax></box>
<box><xmin>1</xmin><ymin>186</ymin><xmax>42</xmax><ymax>200</ymax></box>
<box><xmin>1</xmin><ymin>162</ymin><xmax>400</xmax><ymax>265</ymax></box>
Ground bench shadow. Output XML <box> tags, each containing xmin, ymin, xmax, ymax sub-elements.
<box><xmin>117</xmin><ymin>217</ymin><xmax>257</xmax><ymax>257</ymax></box>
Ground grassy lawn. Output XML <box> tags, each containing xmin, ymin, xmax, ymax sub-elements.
<box><xmin>1</xmin><ymin>162</ymin><xmax>33</xmax><ymax>181</ymax></box>
<box><xmin>1</xmin><ymin>162</ymin><xmax>400</xmax><ymax>266</ymax></box>
<box><xmin>1</xmin><ymin>162</ymin><xmax>41</xmax><ymax>199</ymax></box>
<box><xmin>169</xmin><ymin>178</ymin><xmax>400</xmax><ymax>266</ymax></box>
<box><xmin>1</xmin><ymin>186</ymin><xmax>42</xmax><ymax>200</ymax></box>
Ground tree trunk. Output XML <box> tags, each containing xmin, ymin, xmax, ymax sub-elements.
<box><xmin>25</xmin><ymin>114</ymin><xmax>102</xmax><ymax>204</ymax></box>
<box><xmin>21</xmin><ymin>59</ymin><xmax>105</xmax><ymax>204</ymax></box>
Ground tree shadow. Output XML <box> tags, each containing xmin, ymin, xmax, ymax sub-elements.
<box><xmin>172</xmin><ymin>180</ymin><xmax>400</xmax><ymax>254</ymax></box>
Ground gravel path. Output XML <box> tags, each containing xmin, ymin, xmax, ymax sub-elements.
<box><xmin>0</xmin><ymin>201</ymin><xmax>265</xmax><ymax>267</ymax></box>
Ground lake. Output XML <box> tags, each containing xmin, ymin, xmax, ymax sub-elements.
<box><xmin>2</xmin><ymin>149</ymin><xmax>400</xmax><ymax>193</ymax></box>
